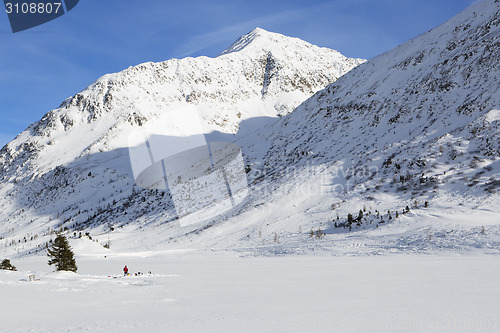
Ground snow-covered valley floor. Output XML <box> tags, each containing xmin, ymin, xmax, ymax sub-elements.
<box><xmin>1</xmin><ymin>251</ymin><xmax>499</xmax><ymax>332</ymax></box>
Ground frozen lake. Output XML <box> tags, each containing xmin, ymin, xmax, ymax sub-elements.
<box><xmin>1</xmin><ymin>251</ymin><xmax>499</xmax><ymax>332</ymax></box>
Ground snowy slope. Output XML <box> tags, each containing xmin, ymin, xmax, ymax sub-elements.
<box><xmin>262</xmin><ymin>0</ymin><xmax>500</xmax><ymax>196</ymax></box>
<box><xmin>2</xmin><ymin>6</ymin><xmax>500</xmax><ymax>333</ymax></box>
<box><xmin>0</xmin><ymin>28</ymin><xmax>363</xmax><ymax>172</ymax></box>
<box><xmin>0</xmin><ymin>28</ymin><xmax>363</xmax><ymax>255</ymax></box>
<box><xmin>156</xmin><ymin>0</ymin><xmax>500</xmax><ymax>254</ymax></box>
<box><xmin>1</xmin><ymin>0</ymin><xmax>499</xmax><ymax>257</ymax></box>
<box><xmin>226</xmin><ymin>0</ymin><xmax>500</xmax><ymax>252</ymax></box>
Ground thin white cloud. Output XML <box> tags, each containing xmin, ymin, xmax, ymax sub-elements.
<box><xmin>173</xmin><ymin>2</ymin><xmax>337</xmax><ymax>57</ymax></box>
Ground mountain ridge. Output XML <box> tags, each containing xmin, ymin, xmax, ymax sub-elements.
<box><xmin>195</xmin><ymin>0</ymin><xmax>500</xmax><ymax>253</ymax></box>
<box><xmin>243</xmin><ymin>0</ymin><xmax>500</xmax><ymax>236</ymax></box>
<box><xmin>0</xmin><ymin>28</ymin><xmax>364</xmax><ymax>255</ymax></box>
<box><xmin>1</xmin><ymin>0</ymin><xmax>499</xmax><ymax>256</ymax></box>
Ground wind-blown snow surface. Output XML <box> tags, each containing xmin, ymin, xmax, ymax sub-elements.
<box><xmin>2</xmin><ymin>251</ymin><xmax>500</xmax><ymax>333</ymax></box>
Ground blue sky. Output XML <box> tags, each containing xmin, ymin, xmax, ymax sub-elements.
<box><xmin>0</xmin><ymin>0</ymin><xmax>476</xmax><ymax>147</ymax></box>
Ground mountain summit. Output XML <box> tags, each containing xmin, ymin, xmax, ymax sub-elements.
<box><xmin>0</xmin><ymin>28</ymin><xmax>364</xmax><ymax>254</ymax></box>
<box><xmin>2</xmin><ymin>0</ymin><xmax>499</xmax><ymax>255</ymax></box>
<box><xmin>220</xmin><ymin>28</ymin><xmax>280</xmax><ymax>55</ymax></box>
<box><xmin>220</xmin><ymin>27</ymin><xmax>344</xmax><ymax>59</ymax></box>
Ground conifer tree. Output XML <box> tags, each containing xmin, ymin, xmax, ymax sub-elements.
<box><xmin>47</xmin><ymin>233</ymin><xmax>77</xmax><ymax>272</ymax></box>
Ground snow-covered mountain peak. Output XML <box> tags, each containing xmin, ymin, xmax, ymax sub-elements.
<box><xmin>0</xmin><ymin>29</ymin><xmax>365</xmax><ymax>252</ymax></box>
<box><xmin>219</xmin><ymin>27</ymin><xmax>293</xmax><ymax>55</ymax></box>
<box><xmin>219</xmin><ymin>27</ymin><xmax>347</xmax><ymax>60</ymax></box>
<box><xmin>2</xmin><ymin>1</ymin><xmax>498</xmax><ymax>256</ymax></box>
<box><xmin>0</xmin><ymin>28</ymin><xmax>364</xmax><ymax>172</ymax></box>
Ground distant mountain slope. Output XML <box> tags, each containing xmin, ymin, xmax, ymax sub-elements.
<box><xmin>0</xmin><ymin>28</ymin><xmax>363</xmax><ymax>254</ymax></box>
<box><xmin>259</xmin><ymin>0</ymin><xmax>499</xmax><ymax>201</ymax></box>
<box><xmin>0</xmin><ymin>28</ymin><xmax>363</xmax><ymax>173</ymax></box>
<box><xmin>164</xmin><ymin>0</ymin><xmax>497</xmax><ymax>256</ymax></box>
<box><xmin>2</xmin><ymin>0</ymin><xmax>499</xmax><ymax>256</ymax></box>
<box><xmin>221</xmin><ymin>0</ymin><xmax>499</xmax><ymax>253</ymax></box>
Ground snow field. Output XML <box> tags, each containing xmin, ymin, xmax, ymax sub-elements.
<box><xmin>1</xmin><ymin>251</ymin><xmax>500</xmax><ymax>332</ymax></box>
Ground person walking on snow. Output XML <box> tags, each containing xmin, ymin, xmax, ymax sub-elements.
<box><xmin>123</xmin><ymin>265</ymin><xmax>128</xmax><ymax>276</ymax></box>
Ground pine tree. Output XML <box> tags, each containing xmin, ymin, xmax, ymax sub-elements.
<box><xmin>347</xmin><ymin>213</ymin><xmax>354</xmax><ymax>225</ymax></box>
<box><xmin>47</xmin><ymin>234</ymin><xmax>77</xmax><ymax>272</ymax></box>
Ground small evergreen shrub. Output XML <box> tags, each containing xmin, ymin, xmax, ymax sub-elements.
<box><xmin>0</xmin><ymin>259</ymin><xmax>16</xmax><ymax>271</ymax></box>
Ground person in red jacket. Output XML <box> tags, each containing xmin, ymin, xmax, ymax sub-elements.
<box><xmin>123</xmin><ymin>265</ymin><xmax>128</xmax><ymax>276</ymax></box>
